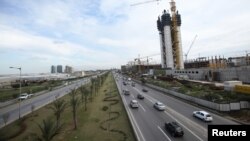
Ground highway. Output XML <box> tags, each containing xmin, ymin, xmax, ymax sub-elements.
<box><xmin>0</xmin><ymin>78</ymin><xmax>90</xmax><ymax>128</ymax></box>
<box><xmin>114</xmin><ymin>73</ymin><xmax>238</xmax><ymax>141</ymax></box>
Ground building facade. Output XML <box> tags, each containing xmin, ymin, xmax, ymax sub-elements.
<box><xmin>57</xmin><ymin>65</ymin><xmax>63</xmax><ymax>73</ymax></box>
<box><xmin>65</xmin><ymin>65</ymin><xmax>73</xmax><ymax>74</ymax></box>
<box><xmin>51</xmin><ymin>65</ymin><xmax>56</xmax><ymax>73</ymax></box>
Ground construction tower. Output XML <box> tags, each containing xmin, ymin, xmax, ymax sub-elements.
<box><xmin>157</xmin><ymin>0</ymin><xmax>184</xmax><ymax>70</ymax></box>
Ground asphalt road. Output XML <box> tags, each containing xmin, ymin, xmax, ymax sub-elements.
<box><xmin>0</xmin><ymin>78</ymin><xmax>90</xmax><ymax>128</ymax></box>
<box><xmin>114</xmin><ymin>73</ymin><xmax>238</xmax><ymax>141</ymax></box>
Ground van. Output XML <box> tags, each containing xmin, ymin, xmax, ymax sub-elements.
<box><xmin>130</xmin><ymin>100</ymin><xmax>139</xmax><ymax>108</ymax></box>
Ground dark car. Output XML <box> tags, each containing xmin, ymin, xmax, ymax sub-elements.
<box><xmin>123</xmin><ymin>90</ymin><xmax>130</xmax><ymax>95</ymax></box>
<box><xmin>131</xmin><ymin>82</ymin><xmax>135</xmax><ymax>87</ymax></box>
<box><xmin>137</xmin><ymin>94</ymin><xmax>144</xmax><ymax>99</ymax></box>
<box><xmin>123</xmin><ymin>81</ymin><xmax>127</xmax><ymax>85</ymax></box>
<box><xmin>165</xmin><ymin>122</ymin><xmax>184</xmax><ymax>137</ymax></box>
<box><xmin>142</xmin><ymin>88</ymin><xmax>148</xmax><ymax>92</ymax></box>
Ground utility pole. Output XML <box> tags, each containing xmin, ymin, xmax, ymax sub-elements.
<box><xmin>9</xmin><ymin>66</ymin><xmax>22</xmax><ymax>119</ymax></box>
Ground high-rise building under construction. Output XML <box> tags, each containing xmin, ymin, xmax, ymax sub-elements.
<box><xmin>157</xmin><ymin>0</ymin><xmax>184</xmax><ymax>70</ymax></box>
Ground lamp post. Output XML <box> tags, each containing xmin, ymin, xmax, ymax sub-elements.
<box><xmin>9</xmin><ymin>66</ymin><xmax>22</xmax><ymax>119</ymax></box>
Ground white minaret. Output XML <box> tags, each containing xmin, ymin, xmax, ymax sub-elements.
<box><xmin>157</xmin><ymin>10</ymin><xmax>174</xmax><ymax>69</ymax></box>
<box><xmin>162</xmin><ymin>10</ymin><xmax>174</xmax><ymax>69</ymax></box>
<box><xmin>157</xmin><ymin>17</ymin><xmax>166</xmax><ymax>68</ymax></box>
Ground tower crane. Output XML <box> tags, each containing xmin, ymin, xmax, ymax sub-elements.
<box><xmin>134</xmin><ymin>53</ymin><xmax>160</xmax><ymax>74</ymax></box>
<box><xmin>185</xmin><ymin>35</ymin><xmax>198</xmax><ymax>61</ymax></box>
<box><xmin>130</xmin><ymin>0</ymin><xmax>161</xmax><ymax>6</ymax></box>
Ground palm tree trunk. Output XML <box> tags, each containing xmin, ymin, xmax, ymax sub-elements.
<box><xmin>84</xmin><ymin>96</ymin><xmax>87</xmax><ymax>111</ymax></box>
<box><xmin>73</xmin><ymin>109</ymin><xmax>77</xmax><ymax>130</ymax></box>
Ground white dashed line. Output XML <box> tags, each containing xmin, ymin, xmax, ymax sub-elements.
<box><xmin>157</xmin><ymin>126</ymin><xmax>172</xmax><ymax>141</ymax></box>
<box><xmin>134</xmin><ymin>87</ymin><xmax>204</xmax><ymax>141</ymax></box>
<box><xmin>139</xmin><ymin>103</ymin><xmax>146</xmax><ymax>112</ymax></box>
<box><xmin>164</xmin><ymin>111</ymin><xmax>204</xmax><ymax>141</ymax></box>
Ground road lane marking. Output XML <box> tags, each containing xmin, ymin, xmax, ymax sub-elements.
<box><xmin>143</xmin><ymin>95</ymin><xmax>155</xmax><ymax>103</ymax></box>
<box><xmin>116</xmin><ymin>80</ymin><xmax>146</xmax><ymax>141</ymax></box>
<box><xmin>122</xmin><ymin>92</ymin><xmax>146</xmax><ymax>141</ymax></box>
<box><xmin>164</xmin><ymin>111</ymin><xmax>204</xmax><ymax>141</ymax></box>
<box><xmin>157</xmin><ymin>126</ymin><xmax>172</xmax><ymax>141</ymax></box>
<box><xmin>134</xmin><ymin>87</ymin><xmax>205</xmax><ymax>141</ymax></box>
<box><xmin>139</xmin><ymin>103</ymin><xmax>146</xmax><ymax>112</ymax></box>
<box><xmin>135</xmin><ymin>87</ymin><xmax>207</xmax><ymax>132</ymax></box>
<box><xmin>134</xmin><ymin>88</ymin><xmax>154</xmax><ymax>103</ymax></box>
<box><xmin>166</xmin><ymin>107</ymin><xmax>207</xmax><ymax>136</ymax></box>
<box><xmin>131</xmin><ymin>94</ymin><xmax>135</xmax><ymax>98</ymax></box>
<box><xmin>128</xmin><ymin>84</ymin><xmax>146</xmax><ymax>112</ymax></box>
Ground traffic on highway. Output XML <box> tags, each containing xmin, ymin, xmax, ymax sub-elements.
<box><xmin>114</xmin><ymin>73</ymin><xmax>238</xmax><ymax>141</ymax></box>
<box><xmin>0</xmin><ymin>78</ymin><xmax>90</xmax><ymax>128</ymax></box>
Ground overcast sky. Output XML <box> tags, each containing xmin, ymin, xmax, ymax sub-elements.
<box><xmin>1</xmin><ymin>0</ymin><xmax>250</xmax><ymax>74</ymax></box>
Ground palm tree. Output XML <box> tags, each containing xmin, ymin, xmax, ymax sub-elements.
<box><xmin>79</xmin><ymin>86</ymin><xmax>89</xmax><ymax>111</ymax></box>
<box><xmin>94</xmin><ymin>80</ymin><xmax>98</xmax><ymax>95</ymax></box>
<box><xmin>50</xmin><ymin>99</ymin><xmax>67</xmax><ymax>128</ymax></box>
<box><xmin>37</xmin><ymin>118</ymin><xmax>63</xmax><ymax>141</ymax></box>
<box><xmin>70</xmin><ymin>89</ymin><xmax>79</xmax><ymax>130</ymax></box>
<box><xmin>90</xmin><ymin>78</ymin><xmax>95</xmax><ymax>101</ymax></box>
<box><xmin>97</xmin><ymin>76</ymin><xmax>101</xmax><ymax>89</ymax></box>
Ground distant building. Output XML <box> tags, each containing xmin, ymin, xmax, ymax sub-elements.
<box><xmin>51</xmin><ymin>65</ymin><xmax>56</xmax><ymax>73</ymax></box>
<box><xmin>73</xmin><ymin>71</ymin><xmax>85</xmax><ymax>77</ymax></box>
<box><xmin>57</xmin><ymin>65</ymin><xmax>63</xmax><ymax>73</ymax></box>
<box><xmin>85</xmin><ymin>70</ymin><xmax>97</xmax><ymax>76</ymax></box>
<box><xmin>64</xmin><ymin>65</ymin><xmax>73</xmax><ymax>74</ymax></box>
<box><xmin>121</xmin><ymin>65</ymin><xmax>127</xmax><ymax>74</ymax></box>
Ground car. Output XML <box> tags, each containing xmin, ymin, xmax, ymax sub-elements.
<box><xmin>193</xmin><ymin>111</ymin><xmax>213</xmax><ymax>122</ymax></box>
<box><xmin>28</xmin><ymin>94</ymin><xmax>34</xmax><ymax>98</ymax></box>
<box><xmin>123</xmin><ymin>90</ymin><xmax>130</xmax><ymax>95</ymax></box>
<box><xmin>123</xmin><ymin>81</ymin><xmax>127</xmax><ymax>85</ymax></box>
<box><xmin>154</xmin><ymin>102</ymin><xmax>166</xmax><ymax>111</ymax></box>
<box><xmin>137</xmin><ymin>94</ymin><xmax>144</xmax><ymax>99</ymax></box>
<box><xmin>18</xmin><ymin>93</ymin><xmax>29</xmax><ymax>100</ymax></box>
<box><xmin>130</xmin><ymin>100</ymin><xmax>139</xmax><ymax>108</ymax></box>
<box><xmin>165</xmin><ymin>122</ymin><xmax>184</xmax><ymax>137</ymax></box>
<box><xmin>131</xmin><ymin>82</ymin><xmax>135</xmax><ymax>87</ymax></box>
<box><xmin>142</xmin><ymin>88</ymin><xmax>148</xmax><ymax>92</ymax></box>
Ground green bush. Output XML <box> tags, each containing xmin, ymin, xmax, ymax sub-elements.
<box><xmin>12</xmin><ymin>93</ymin><xmax>18</xmax><ymax>98</ymax></box>
<box><xmin>102</xmin><ymin>106</ymin><xmax>108</xmax><ymax>111</ymax></box>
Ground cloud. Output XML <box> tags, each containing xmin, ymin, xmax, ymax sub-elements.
<box><xmin>0</xmin><ymin>24</ymin><xmax>119</xmax><ymax>61</ymax></box>
<box><xmin>1</xmin><ymin>0</ymin><xmax>250</xmax><ymax>74</ymax></box>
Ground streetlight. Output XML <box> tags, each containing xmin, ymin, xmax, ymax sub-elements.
<box><xmin>9</xmin><ymin>66</ymin><xmax>22</xmax><ymax>119</ymax></box>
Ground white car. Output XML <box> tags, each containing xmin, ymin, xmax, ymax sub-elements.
<box><xmin>130</xmin><ymin>100</ymin><xmax>139</xmax><ymax>108</ymax></box>
<box><xmin>28</xmin><ymin>94</ymin><xmax>34</xmax><ymax>98</ymax></box>
<box><xmin>193</xmin><ymin>111</ymin><xmax>213</xmax><ymax>122</ymax></box>
<box><xmin>154</xmin><ymin>102</ymin><xmax>166</xmax><ymax>111</ymax></box>
<box><xmin>18</xmin><ymin>93</ymin><xmax>29</xmax><ymax>100</ymax></box>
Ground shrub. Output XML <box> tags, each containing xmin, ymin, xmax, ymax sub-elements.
<box><xmin>102</xmin><ymin>106</ymin><xmax>108</xmax><ymax>111</ymax></box>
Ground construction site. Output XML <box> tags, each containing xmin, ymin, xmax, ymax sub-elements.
<box><xmin>121</xmin><ymin>0</ymin><xmax>250</xmax><ymax>96</ymax></box>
